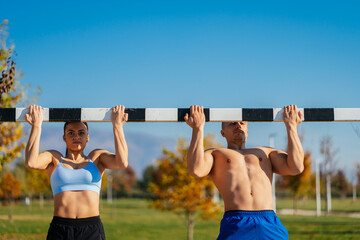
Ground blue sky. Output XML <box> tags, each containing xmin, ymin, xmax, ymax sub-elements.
<box><xmin>3</xmin><ymin>1</ymin><xmax>360</xmax><ymax>178</ymax></box>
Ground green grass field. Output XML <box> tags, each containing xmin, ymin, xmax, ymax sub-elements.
<box><xmin>0</xmin><ymin>198</ymin><xmax>360</xmax><ymax>239</ymax></box>
<box><xmin>276</xmin><ymin>198</ymin><xmax>360</xmax><ymax>213</ymax></box>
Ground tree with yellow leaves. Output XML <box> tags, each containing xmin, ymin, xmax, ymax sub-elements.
<box><xmin>0</xmin><ymin>19</ymin><xmax>16</xmax><ymax>99</ymax></box>
<box><xmin>0</xmin><ymin>172</ymin><xmax>21</xmax><ymax>221</ymax></box>
<box><xmin>0</xmin><ymin>19</ymin><xmax>40</xmax><ymax>170</ymax></box>
<box><xmin>149</xmin><ymin>134</ymin><xmax>221</xmax><ymax>240</ymax></box>
<box><xmin>25</xmin><ymin>167</ymin><xmax>51</xmax><ymax>207</ymax></box>
<box><xmin>284</xmin><ymin>151</ymin><xmax>313</xmax><ymax>210</ymax></box>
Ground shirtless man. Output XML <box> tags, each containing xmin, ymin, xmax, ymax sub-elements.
<box><xmin>185</xmin><ymin>105</ymin><xmax>304</xmax><ymax>240</ymax></box>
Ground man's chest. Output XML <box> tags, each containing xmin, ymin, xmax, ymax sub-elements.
<box><xmin>213</xmin><ymin>149</ymin><xmax>272</xmax><ymax>172</ymax></box>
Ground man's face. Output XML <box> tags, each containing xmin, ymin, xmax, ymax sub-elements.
<box><xmin>221</xmin><ymin>121</ymin><xmax>248</xmax><ymax>142</ymax></box>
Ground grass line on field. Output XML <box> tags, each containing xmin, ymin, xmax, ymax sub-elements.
<box><xmin>0</xmin><ymin>215</ymin><xmax>52</xmax><ymax>221</ymax></box>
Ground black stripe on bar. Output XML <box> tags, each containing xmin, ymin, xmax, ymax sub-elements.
<box><xmin>242</xmin><ymin>108</ymin><xmax>273</xmax><ymax>121</ymax></box>
<box><xmin>178</xmin><ymin>108</ymin><xmax>189</xmax><ymax>122</ymax></box>
<box><xmin>204</xmin><ymin>108</ymin><xmax>210</xmax><ymax>121</ymax></box>
<box><xmin>49</xmin><ymin>108</ymin><xmax>81</xmax><ymax>122</ymax></box>
<box><xmin>126</xmin><ymin>108</ymin><xmax>145</xmax><ymax>122</ymax></box>
<box><xmin>177</xmin><ymin>108</ymin><xmax>210</xmax><ymax>122</ymax></box>
<box><xmin>0</xmin><ymin>108</ymin><xmax>16</xmax><ymax>122</ymax></box>
<box><xmin>304</xmin><ymin>108</ymin><xmax>334</xmax><ymax>121</ymax></box>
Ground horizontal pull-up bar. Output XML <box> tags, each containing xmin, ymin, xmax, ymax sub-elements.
<box><xmin>0</xmin><ymin>108</ymin><xmax>360</xmax><ymax>122</ymax></box>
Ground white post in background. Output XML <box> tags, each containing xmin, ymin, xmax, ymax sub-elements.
<box><xmin>353</xmin><ymin>181</ymin><xmax>357</xmax><ymax>202</ymax></box>
<box><xmin>325</xmin><ymin>161</ymin><xmax>332</xmax><ymax>213</ymax></box>
<box><xmin>213</xmin><ymin>188</ymin><xmax>220</xmax><ymax>203</ymax></box>
<box><xmin>352</xmin><ymin>161</ymin><xmax>358</xmax><ymax>202</ymax></box>
<box><xmin>269</xmin><ymin>134</ymin><xmax>276</xmax><ymax>213</ymax></box>
<box><xmin>316</xmin><ymin>158</ymin><xmax>321</xmax><ymax>216</ymax></box>
<box><xmin>107</xmin><ymin>173</ymin><xmax>113</xmax><ymax>204</ymax></box>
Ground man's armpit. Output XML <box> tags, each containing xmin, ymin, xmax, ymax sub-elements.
<box><xmin>205</xmin><ymin>148</ymin><xmax>216</xmax><ymax>153</ymax></box>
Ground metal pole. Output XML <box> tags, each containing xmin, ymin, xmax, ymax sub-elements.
<box><xmin>107</xmin><ymin>173</ymin><xmax>113</xmax><ymax>204</ymax></box>
<box><xmin>270</xmin><ymin>134</ymin><xmax>276</xmax><ymax>213</ymax></box>
<box><xmin>353</xmin><ymin>182</ymin><xmax>357</xmax><ymax>202</ymax></box>
<box><xmin>325</xmin><ymin>161</ymin><xmax>332</xmax><ymax>212</ymax></box>
<box><xmin>316</xmin><ymin>158</ymin><xmax>321</xmax><ymax>216</ymax></box>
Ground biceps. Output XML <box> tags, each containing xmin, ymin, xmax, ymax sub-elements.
<box><xmin>270</xmin><ymin>151</ymin><xmax>291</xmax><ymax>174</ymax></box>
<box><xmin>203</xmin><ymin>151</ymin><xmax>215</xmax><ymax>171</ymax></box>
<box><xmin>98</xmin><ymin>151</ymin><xmax>118</xmax><ymax>169</ymax></box>
<box><xmin>34</xmin><ymin>152</ymin><xmax>53</xmax><ymax>169</ymax></box>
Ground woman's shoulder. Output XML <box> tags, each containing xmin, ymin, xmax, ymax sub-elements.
<box><xmin>41</xmin><ymin>150</ymin><xmax>63</xmax><ymax>160</ymax></box>
<box><xmin>88</xmin><ymin>149</ymin><xmax>110</xmax><ymax>159</ymax></box>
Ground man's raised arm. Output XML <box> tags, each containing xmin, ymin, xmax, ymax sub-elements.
<box><xmin>271</xmin><ymin>105</ymin><xmax>304</xmax><ymax>175</ymax></box>
<box><xmin>185</xmin><ymin>105</ymin><xmax>214</xmax><ymax>178</ymax></box>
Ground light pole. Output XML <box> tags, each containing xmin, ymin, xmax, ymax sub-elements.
<box><xmin>316</xmin><ymin>158</ymin><xmax>321</xmax><ymax>216</ymax></box>
<box><xmin>269</xmin><ymin>133</ymin><xmax>277</xmax><ymax>212</ymax></box>
<box><xmin>107</xmin><ymin>173</ymin><xmax>113</xmax><ymax>204</ymax></box>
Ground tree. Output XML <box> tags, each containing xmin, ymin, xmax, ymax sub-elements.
<box><xmin>0</xmin><ymin>172</ymin><xmax>21</xmax><ymax>221</ymax></box>
<box><xmin>332</xmin><ymin>169</ymin><xmax>349</xmax><ymax>199</ymax></box>
<box><xmin>284</xmin><ymin>151</ymin><xmax>313</xmax><ymax>210</ymax></box>
<box><xmin>111</xmin><ymin>166</ymin><xmax>137</xmax><ymax>197</ymax></box>
<box><xmin>149</xmin><ymin>134</ymin><xmax>221</xmax><ymax>240</ymax></box>
<box><xmin>25</xmin><ymin>167</ymin><xmax>51</xmax><ymax>207</ymax></box>
<box><xmin>356</xmin><ymin>163</ymin><xmax>360</xmax><ymax>200</ymax></box>
<box><xmin>320</xmin><ymin>135</ymin><xmax>339</xmax><ymax>213</ymax></box>
<box><xmin>0</xmin><ymin>19</ymin><xmax>40</xmax><ymax>171</ymax></box>
<box><xmin>0</xmin><ymin>19</ymin><xmax>23</xmax><ymax>171</ymax></box>
<box><xmin>102</xmin><ymin>166</ymin><xmax>137</xmax><ymax>201</ymax></box>
<box><xmin>0</xmin><ymin>19</ymin><xmax>15</xmax><ymax>100</ymax></box>
<box><xmin>139</xmin><ymin>165</ymin><xmax>157</xmax><ymax>193</ymax></box>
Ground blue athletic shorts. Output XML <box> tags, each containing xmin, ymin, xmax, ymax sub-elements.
<box><xmin>217</xmin><ymin>210</ymin><xmax>288</xmax><ymax>240</ymax></box>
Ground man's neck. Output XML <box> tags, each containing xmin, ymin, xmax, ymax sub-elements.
<box><xmin>227</xmin><ymin>141</ymin><xmax>246</xmax><ymax>150</ymax></box>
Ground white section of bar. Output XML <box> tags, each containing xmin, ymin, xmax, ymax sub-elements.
<box><xmin>16</xmin><ymin>108</ymin><xmax>27</xmax><ymax>121</ymax></box>
<box><xmin>81</xmin><ymin>108</ymin><xmax>112</xmax><ymax>122</ymax></box>
<box><xmin>273</xmin><ymin>108</ymin><xmax>305</xmax><ymax>122</ymax></box>
<box><xmin>42</xmin><ymin>108</ymin><xmax>50</xmax><ymax>121</ymax></box>
<box><xmin>15</xmin><ymin>108</ymin><xmax>49</xmax><ymax>121</ymax></box>
<box><xmin>209</xmin><ymin>108</ymin><xmax>242</xmax><ymax>122</ymax></box>
<box><xmin>334</xmin><ymin>108</ymin><xmax>360</xmax><ymax>122</ymax></box>
<box><xmin>273</xmin><ymin>108</ymin><xmax>283</xmax><ymax>122</ymax></box>
<box><xmin>145</xmin><ymin>108</ymin><xmax>178</xmax><ymax>122</ymax></box>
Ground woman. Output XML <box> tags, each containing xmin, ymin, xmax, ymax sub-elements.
<box><xmin>25</xmin><ymin>105</ymin><xmax>128</xmax><ymax>240</ymax></box>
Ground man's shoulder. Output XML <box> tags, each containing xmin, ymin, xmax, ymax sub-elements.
<box><xmin>246</xmin><ymin>146</ymin><xmax>274</xmax><ymax>151</ymax></box>
<box><xmin>204</xmin><ymin>147</ymin><xmax>228</xmax><ymax>153</ymax></box>
<box><xmin>245</xmin><ymin>147</ymin><xmax>280</xmax><ymax>158</ymax></box>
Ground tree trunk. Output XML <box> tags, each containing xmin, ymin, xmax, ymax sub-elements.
<box><xmin>326</xmin><ymin>174</ymin><xmax>332</xmax><ymax>213</ymax></box>
<box><xmin>8</xmin><ymin>199</ymin><xmax>13</xmax><ymax>222</ymax></box>
<box><xmin>353</xmin><ymin>184</ymin><xmax>357</xmax><ymax>202</ymax></box>
<box><xmin>293</xmin><ymin>196</ymin><xmax>298</xmax><ymax>214</ymax></box>
<box><xmin>186</xmin><ymin>211</ymin><xmax>194</xmax><ymax>240</ymax></box>
<box><xmin>107</xmin><ymin>174</ymin><xmax>113</xmax><ymax>204</ymax></box>
<box><xmin>40</xmin><ymin>192</ymin><xmax>44</xmax><ymax>208</ymax></box>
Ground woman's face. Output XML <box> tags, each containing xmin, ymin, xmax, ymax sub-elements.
<box><xmin>63</xmin><ymin>122</ymin><xmax>89</xmax><ymax>152</ymax></box>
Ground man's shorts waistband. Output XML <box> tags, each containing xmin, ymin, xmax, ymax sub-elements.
<box><xmin>224</xmin><ymin>210</ymin><xmax>275</xmax><ymax>217</ymax></box>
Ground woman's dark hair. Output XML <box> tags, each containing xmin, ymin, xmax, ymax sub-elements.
<box><xmin>64</xmin><ymin>121</ymin><xmax>88</xmax><ymax>133</ymax></box>
<box><xmin>63</xmin><ymin>121</ymin><xmax>89</xmax><ymax>157</ymax></box>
